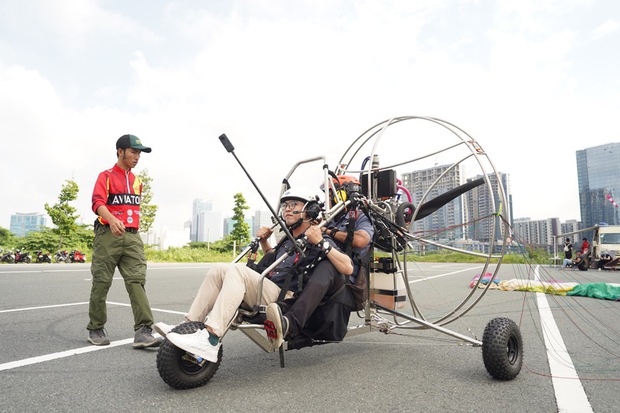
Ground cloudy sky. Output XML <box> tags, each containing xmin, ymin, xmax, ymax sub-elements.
<box><xmin>1</xmin><ymin>0</ymin><xmax>619</xmax><ymax>234</ymax></box>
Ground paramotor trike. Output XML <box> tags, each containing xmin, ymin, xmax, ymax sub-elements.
<box><xmin>156</xmin><ymin>116</ymin><xmax>523</xmax><ymax>389</ymax></box>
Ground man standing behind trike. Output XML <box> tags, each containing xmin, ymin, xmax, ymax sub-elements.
<box><xmin>86</xmin><ymin>134</ymin><xmax>160</xmax><ymax>349</ymax></box>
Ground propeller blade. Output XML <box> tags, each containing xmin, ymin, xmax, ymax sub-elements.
<box><xmin>414</xmin><ymin>177</ymin><xmax>485</xmax><ymax>221</ymax></box>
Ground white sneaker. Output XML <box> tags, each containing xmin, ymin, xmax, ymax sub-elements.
<box><xmin>166</xmin><ymin>329</ymin><xmax>221</xmax><ymax>363</ymax></box>
<box><xmin>153</xmin><ymin>322</ymin><xmax>176</xmax><ymax>337</ymax></box>
<box><xmin>264</xmin><ymin>302</ymin><xmax>289</xmax><ymax>350</ymax></box>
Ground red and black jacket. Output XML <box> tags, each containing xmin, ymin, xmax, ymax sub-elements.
<box><xmin>92</xmin><ymin>164</ymin><xmax>143</xmax><ymax>229</ymax></box>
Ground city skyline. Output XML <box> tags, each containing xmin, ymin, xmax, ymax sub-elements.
<box><xmin>5</xmin><ymin>141</ymin><xmax>617</xmax><ymax>253</ymax></box>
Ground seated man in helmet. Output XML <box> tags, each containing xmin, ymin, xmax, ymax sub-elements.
<box><xmin>155</xmin><ymin>188</ymin><xmax>353</xmax><ymax>361</ymax></box>
<box><xmin>321</xmin><ymin>175</ymin><xmax>374</xmax><ymax>285</ymax></box>
<box><xmin>264</xmin><ymin>175</ymin><xmax>376</xmax><ymax>349</ymax></box>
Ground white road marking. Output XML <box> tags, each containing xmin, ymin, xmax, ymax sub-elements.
<box><xmin>0</xmin><ymin>302</ymin><xmax>90</xmax><ymax>313</ymax></box>
<box><xmin>534</xmin><ymin>265</ymin><xmax>593</xmax><ymax>413</ymax></box>
<box><xmin>409</xmin><ymin>265</ymin><xmax>485</xmax><ymax>283</ymax></box>
<box><xmin>0</xmin><ymin>339</ymin><xmax>133</xmax><ymax>372</ymax></box>
<box><xmin>0</xmin><ymin>302</ymin><xmax>183</xmax><ymax>371</ymax></box>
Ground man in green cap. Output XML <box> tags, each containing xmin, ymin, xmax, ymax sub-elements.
<box><xmin>86</xmin><ymin>134</ymin><xmax>160</xmax><ymax>348</ymax></box>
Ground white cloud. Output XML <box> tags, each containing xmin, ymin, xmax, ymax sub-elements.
<box><xmin>1</xmin><ymin>0</ymin><xmax>620</xmax><ymax>234</ymax></box>
<box><xmin>593</xmin><ymin>18</ymin><xmax>620</xmax><ymax>39</ymax></box>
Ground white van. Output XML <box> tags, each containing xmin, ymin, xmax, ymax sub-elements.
<box><xmin>592</xmin><ymin>225</ymin><xmax>620</xmax><ymax>259</ymax></box>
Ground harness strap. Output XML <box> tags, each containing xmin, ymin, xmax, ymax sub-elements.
<box><xmin>276</xmin><ymin>252</ymin><xmax>302</xmax><ymax>302</ymax></box>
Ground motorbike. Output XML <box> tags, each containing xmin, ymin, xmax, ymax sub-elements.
<box><xmin>14</xmin><ymin>249</ymin><xmax>32</xmax><ymax>264</ymax></box>
<box><xmin>55</xmin><ymin>250</ymin><xmax>69</xmax><ymax>263</ymax></box>
<box><xmin>69</xmin><ymin>250</ymin><xmax>86</xmax><ymax>263</ymax></box>
<box><xmin>1</xmin><ymin>249</ymin><xmax>16</xmax><ymax>263</ymax></box>
<box><xmin>36</xmin><ymin>250</ymin><xmax>52</xmax><ymax>263</ymax></box>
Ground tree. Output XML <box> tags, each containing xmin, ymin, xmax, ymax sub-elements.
<box><xmin>137</xmin><ymin>169</ymin><xmax>158</xmax><ymax>233</ymax></box>
<box><xmin>44</xmin><ymin>180</ymin><xmax>80</xmax><ymax>249</ymax></box>
<box><xmin>230</xmin><ymin>193</ymin><xmax>250</xmax><ymax>248</ymax></box>
<box><xmin>0</xmin><ymin>226</ymin><xmax>14</xmax><ymax>247</ymax></box>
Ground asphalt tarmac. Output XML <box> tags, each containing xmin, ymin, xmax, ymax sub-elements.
<box><xmin>1</xmin><ymin>262</ymin><xmax>618</xmax><ymax>412</ymax></box>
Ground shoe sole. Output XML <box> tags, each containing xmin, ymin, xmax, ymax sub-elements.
<box><xmin>265</xmin><ymin>303</ymin><xmax>284</xmax><ymax>350</ymax></box>
<box><xmin>132</xmin><ymin>338</ymin><xmax>162</xmax><ymax>349</ymax></box>
<box><xmin>88</xmin><ymin>338</ymin><xmax>110</xmax><ymax>346</ymax></box>
<box><xmin>152</xmin><ymin>323</ymin><xmax>172</xmax><ymax>337</ymax></box>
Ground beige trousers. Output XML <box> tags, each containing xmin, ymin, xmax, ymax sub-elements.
<box><xmin>186</xmin><ymin>263</ymin><xmax>292</xmax><ymax>337</ymax></box>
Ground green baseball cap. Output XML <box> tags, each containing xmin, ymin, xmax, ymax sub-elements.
<box><xmin>116</xmin><ymin>134</ymin><xmax>152</xmax><ymax>153</ymax></box>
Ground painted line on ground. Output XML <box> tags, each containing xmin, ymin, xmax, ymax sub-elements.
<box><xmin>0</xmin><ymin>339</ymin><xmax>134</xmax><ymax>372</ymax></box>
<box><xmin>0</xmin><ymin>301</ymin><xmax>183</xmax><ymax>372</ymax></box>
<box><xmin>107</xmin><ymin>301</ymin><xmax>186</xmax><ymax>316</ymax></box>
<box><xmin>534</xmin><ymin>265</ymin><xmax>593</xmax><ymax>413</ymax></box>
<box><xmin>0</xmin><ymin>302</ymin><xmax>90</xmax><ymax>313</ymax></box>
<box><xmin>409</xmin><ymin>265</ymin><xmax>485</xmax><ymax>283</ymax></box>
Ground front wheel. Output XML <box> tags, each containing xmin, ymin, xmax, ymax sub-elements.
<box><xmin>156</xmin><ymin>321</ymin><xmax>221</xmax><ymax>389</ymax></box>
<box><xmin>482</xmin><ymin>317</ymin><xmax>523</xmax><ymax>380</ymax></box>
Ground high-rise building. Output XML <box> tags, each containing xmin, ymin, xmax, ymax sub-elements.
<box><xmin>465</xmin><ymin>172</ymin><xmax>512</xmax><ymax>242</ymax></box>
<box><xmin>191</xmin><ymin>199</ymin><xmax>222</xmax><ymax>242</ymax></box>
<box><xmin>400</xmin><ymin>165</ymin><xmax>512</xmax><ymax>245</ymax></box>
<box><xmin>400</xmin><ymin>164</ymin><xmax>464</xmax><ymax>241</ymax></box>
<box><xmin>190</xmin><ymin>199</ymin><xmax>210</xmax><ymax>242</ymax></box>
<box><xmin>252</xmin><ymin>210</ymin><xmax>273</xmax><ymax>237</ymax></box>
<box><xmin>560</xmin><ymin>219</ymin><xmax>583</xmax><ymax>243</ymax></box>
<box><xmin>576</xmin><ymin>143</ymin><xmax>620</xmax><ymax>228</ymax></box>
<box><xmin>512</xmin><ymin>217</ymin><xmax>560</xmax><ymax>252</ymax></box>
<box><xmin>10</xmin><ymin>212</ymin><xmax>47</xmax><ymax>237</ymax></box>
<box><xmin>223</xmin><ymin>217</ymin><xmax>253</xmax><ymax>238</ymax></box>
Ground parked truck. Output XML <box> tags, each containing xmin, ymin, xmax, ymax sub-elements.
<box><xmin>591</xmin><ymin>224</ymin><xmax>620</xmax><ymax>260</ymax></box>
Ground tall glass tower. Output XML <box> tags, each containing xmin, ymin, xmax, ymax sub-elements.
<box><xmin>576</xmin><ymin>143</ymin><xmax>620</xmax><ymax>228</ymax></box>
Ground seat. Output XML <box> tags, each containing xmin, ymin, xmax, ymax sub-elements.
<box><xmin>603</xmin><ymin>257</ymin><xmax>620</xmax><ymax>271</ymax></box>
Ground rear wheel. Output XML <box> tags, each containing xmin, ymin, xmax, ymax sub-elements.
<box><xmin>156</xmin><ymin>321</ymin><xmax>221</xmax><ymax>389</ymax></box>
<box><xmin>482</xmin><ymin>317</ymin><xmax>523</xmax><ymax>380</ymax></box>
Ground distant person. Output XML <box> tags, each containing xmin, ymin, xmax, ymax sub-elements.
<box><xmin>86</xmin><ymin>134</ymin><xmax>160</xmax><ymax>349</ymax></box>
<box><xmin>562</xmin><ymin>250</ymin><xmax>587</xmax><ymax>271</ymax></box>
<box><xmin>581</xmin><ymin>237</ymin><xmax>590</xmax><ymax>254</ymax></box>
<box><xmin>563</xmin><ymin>238</ymin><xmax>573</xmax><ymax>260</ymax></box>
<box><xmin>597</xmin><ymin>251</ymin><xmax>612</xmax><ymax>271</ymax></box>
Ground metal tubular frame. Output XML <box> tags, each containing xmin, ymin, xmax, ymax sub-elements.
<box><xmin>228</xmin><ymin>116</ymin><xmax>510</xmax><ymax>351</ymax></box>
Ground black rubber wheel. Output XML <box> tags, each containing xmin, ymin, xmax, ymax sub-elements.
<box><xmin>156</xmin><ymin>321</ymin><xmax>221</xmax><ymax>389</ymax></box>
<box><xmin>482</xmin><ymin>317</ymin><xmax>523</xmax><ymax>380</ymax></box>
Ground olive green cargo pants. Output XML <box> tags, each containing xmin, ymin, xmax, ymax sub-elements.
<box><xmin>87</xmin><ymin>223</ymin><xmax>154</xmax><ymax>331</ymax></box>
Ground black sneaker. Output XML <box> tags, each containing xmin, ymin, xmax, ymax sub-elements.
<box><xmin>88</xmin><ymin>328</ymin><xmax>110</xmax><ymax>346</ymax></box>
<box><xmin>132</xmin><ymin>326</ymin><xmax>162</xmax><ymax>349</ymax></box>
